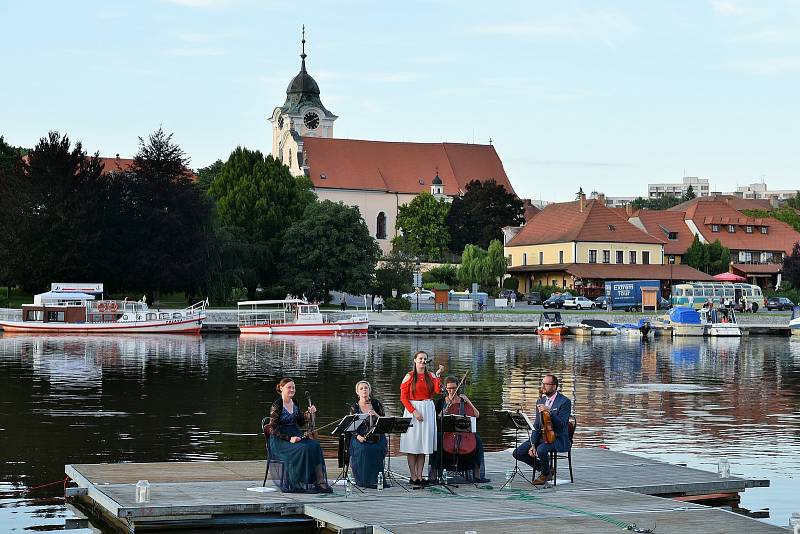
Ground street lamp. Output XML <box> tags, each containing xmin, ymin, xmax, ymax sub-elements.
<box><xmin>415</xmin><ymin>258</ymin><xmax>421</xmax><ymax>311</ymax></box>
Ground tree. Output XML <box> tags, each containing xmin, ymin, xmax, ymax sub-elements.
<box><xmin>785</xmin><ymin>193</ymin><xmax>800</xmax><ymax>210</ymax></box>
<box><xmin>0</xmin><ymin>136</ymin><xmax>24</xmax><ymax>292</ymax></box>
<box><xmin>424</xmin><ymin>264</ymin><xmax>459</xmax><ymax>286</ymax></box>
<box><xmin>457</xmin><ymin>240</ymin><xmax>506</xmax><ymax>289</ymax></box>
<box><xmin>631</xmin><ymin>195</ymin><xmax>684</xmax><ymax>210</ymax></box>
<box><xmin>11</xmin><ymin>132</ymin><xmax>110</xmax><ymax>292</ymax></box>
<box><xmin>684</xmin><ymin>235</ymin><xmax>731</xmax><ymax>275</ymax></box>
<box><xmin>196</xmin><ymin>159</ymin><xmax>224</xmax><ymax>193</ymax></box>
<box><xmin>114</xmin><ymin>128</ymin><xmax>212</xmax><ymax>301</ymax></box>
<box><xmin>392</xmin><ymin>192</ymin><xmax>450</xmax><ymax>260</ymax></box>
<box><xmin>743</xmin><ymin>207</ymin><xmax>800</xmax><ymax>233</ymax></box>
<box><xmin>782</xmin><ymin>243</ymin><xmax>800</xmax><ymax>289</ymax></box>
<box><xmin>374</xmin><ymin>252</ymin><xmax>416</xmax><ymax>297</ymax></box>
<box><xmin>446</xmin><ymin>179</ymin><xmax>524</xmax><ymax>252</ymax></box>
<box><xmin>486</xmin><ymin>239</ymin><xmax>508</xmax><ymax>286</ymax></box>
<box><xmin>281</xmin><ymin>200</ymin><xmax>381</xmax><ymax>301</ymax></box>
<box><xmin>208</xmin><ymin>147</ymin><xmax>315</xmax><ymax>297</ymax></box>
<box><xmin>682</xmin><ymin>185</ymin><xmax>696</xmax><ymax>201</ymax></box>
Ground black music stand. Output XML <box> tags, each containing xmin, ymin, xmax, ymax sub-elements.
<box><xmin>431</xmin><ymin>413</ymin><xmax>472</xmax><ymax>493</ymax></box>
<box><xmin>332</xmin><ymin>414</ymin><xmax>369</xmax><ymax>493</ymax></box>
<box><xmin>494</xmin><ymin>409</ymin><xmax>536</xmax><ymax>489</ymax></box>
<box><xmin>368</xmin><ymin>416</ymin><xmax>412</xmax><ymax>492</ymax></box>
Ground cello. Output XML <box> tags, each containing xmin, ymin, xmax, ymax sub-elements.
<box><xmin>442</xmin><ymin>371</ymin><xmax>477</xmax><ymax>457</ymax></box>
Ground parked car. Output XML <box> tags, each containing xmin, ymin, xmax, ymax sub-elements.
<box><xmin>542</xmin><ymin>293</ymin><xmax>571</xmax><ymax>309</ymax></box>
<box><xmin>401</xmin><ymin>289</ymin><xmax>435</xmax><ymax>301</ymax></box>
<box><xmin>594</xmin><ymin>295</ymin><xmax>609</xmax><ymax>307</ymax></box>
<box><xmin>525</xmin><ymin>291</ymin><xmax>542</xmax><ymax>305</ymax></box>
<box><xmin>562</xmin><ymin>296</ymin><xmax>596</xmax><ymax>310</ymax></box>
<box><xmin>766</xmin><ymin>296</ymin><xmax>794</xmax><ymax>311</ymax></box>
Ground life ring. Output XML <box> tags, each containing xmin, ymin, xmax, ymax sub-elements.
<box><xmin>97</xmin><ymin>302</ymin><xmax>107</xmax><ymax>313</ymax></box>
<box><xmin>122</xmin><ymin>314</ymin><xmax>129</xmax><ymax>321</ymax></box>
<box><xmin>109</xmin><ymin>302</ymin><xmax>119</xmax><ymax>312</ymax></box>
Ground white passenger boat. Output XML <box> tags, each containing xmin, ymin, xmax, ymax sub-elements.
<box><xmin>699</xmin><ymin>307</ymin><xmax>741</xmax><ymax>337</ymax></box>
<box><xmin>237</xmin><ymin>299</ymin><xmax>369</xmax><ymax>335</ymax></box>
<box><xmin>577</xmin><ymin>319</ymin><xmax>618</xmax><ymax>336</ymax></box>
<box><xmin>665</xmin><ymin>307</ymin><xmax>705</xmax><ymax>337</ymax></box>
<box><xmin>0</xmin><ymin>284</ymin><xmax>206</xmax><ymax>334</ymax></box>
<box><xmin>789</xmin><ymin>306</ymin><xmax>800</xmax><ymax>335</ymax></box>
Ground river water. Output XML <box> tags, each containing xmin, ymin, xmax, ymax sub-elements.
<box><xmin>0</xmin><ymin>333</ymin><xmax>798</xmax><ymax>531</ymax></box>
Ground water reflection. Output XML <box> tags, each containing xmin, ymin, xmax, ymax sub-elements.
<box><xmin>0</xmin><ymin>333</ymin><xmax>798</xmax><ymax>530</ymax></box>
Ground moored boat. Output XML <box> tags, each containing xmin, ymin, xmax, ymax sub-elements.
<box><xmin>699</xmin><ymin>307</ymin><xmax>741</xmax><ymax>337</ymax></box>
<box><xmin>237</xmin><ymin>299</ymin><xmax>368</xmax><ymax>335</ymax></box>
<box><xmin>0</xmin><ymin>284</ymin><xmax>206</xmax><ymax>334</ymax></box>
<box><xmin>536</xmin><ymin>311</ymin><xmax>568</xmax><ymax>336</ymax></box>
<box><xmin>578</xmin><ymin>319</ymin><xmax>618</xmax><ymax>336</ymax></box>
<box><xmin>666</xmin><ymin>307</ymin><xmax>705</xmax><ymax>337</ymax></box>
<box><xmin>790</xmin><ymin>306</ymin><xmax>800</xmax><ymax>335</ymax></box>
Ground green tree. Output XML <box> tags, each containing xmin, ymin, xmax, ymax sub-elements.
<box><xmin>0</xmin><ymin>136</ymin><xmax>24</xmax><ymax>292</ymax></box>
<box><xmin>392</xmin><ymin>192</ymin><xmax>450</xmax><ymax>260</ymax></box>
<box><xmin>446</xmin><ymin>179</ymin><xmax>524</xmax><ymax>253</ymax></box>
<box><xmin>281</xmin><ymin>200</ymin><xmax>381</xmax><ymax>301</ymax></box>
<box><xmin>196</xmin><ymin>159</ymin><xmax>223</xmax><ymax>193</ymax></box>
<box><xmin>684</xmin><ymin>235</ymin><xmax>731</xmax><ymax>275</ymax></box>
<box><xmin>784</xmin><ymin>194</ymin><xmax>800</xmax><ymax>210</ymax></box>
<box><xmin>424</xmin><ymin>264</ymin><xmax>459</xmax><ymax>286</ymax></box>
<box><xmin>742</xmin><ymin>207</ymin><xmax>800</xmax><ymax>233</ymax></box>
<box><xmin>782</xmin><ymin>243</ymin><xmax>800</xmax><ymax>289</ymax></box>
<box><xmin>115</xmin><ymin>128</ymin><xmax>212</xmax><ymax>301</ymax></box>
<box><xmin>486</xmin><ymin>239</ymin><xmax>507</xmax><ymax>286</ymax></box>
<box><xmin>208</xmin><ymin>147</ymin><xmax>315</xmax><ymax>297</ymax></box>
<box><xmin>374</xmin><ymin>252</ymin><xmax>416</xmax><ymax>298</ymax></box>
<box><xmin>458</xmin><ymin>241</ymin><xmax>506</xmax><ymax>288</ymax></box>
<box><xmin>682</xmin><ymin>185</ymin><xmax>696</xmax><ymax>201</ymax></box>
<box><xmin>631</xmin><ymin>195</ymin><xmax>684</xmax><ymax>210</ymax></box>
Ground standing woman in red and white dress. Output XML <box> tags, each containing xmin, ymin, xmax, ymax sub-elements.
<box><xmin>399</xmin><ymin>351</ymin><xmax>444</xmax><ymax>486</ymax></box>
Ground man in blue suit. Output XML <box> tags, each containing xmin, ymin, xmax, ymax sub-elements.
<box><xmin>512</xmin><ymin>374</ymin><xmax>572</xmax><ymax>485</ymax></box>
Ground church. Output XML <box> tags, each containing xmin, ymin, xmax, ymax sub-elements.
<box><xmin>269</xmin><ymin>32</ymin><xmax>517</xmax><ymax>253</ymax></box>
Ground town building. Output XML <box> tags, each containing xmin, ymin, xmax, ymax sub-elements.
<box><xmin>504</xmin><ymin>191</ymin><xmax>711</xmax><ymax>296</ymax></box>
<box><xmin>629</xmin><ymin>210</ymin><xmax>696</xmax><ymax>265</ymax></box>
<box><xmin>733</xmin><ymin>182</ymin><xmax>798</xmax><ymax>202</ymax></box>
<box><xmin>269</xmin><ymin>32</ymin><xmax>516</xmax><ymax>253</ymax></box>
<box><xmin>648</xmin><ymin>176</ymin><xmax>709</xmax><ymax>199</ymax></box>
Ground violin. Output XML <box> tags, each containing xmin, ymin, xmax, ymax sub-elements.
<box><xmin>303</xmin><ymin>390</ymin><xmax>318</xmax><ymax>440</ymax></box>
<box><xmin>538</xmin><ymin>386</ymin><xmax>556</xmax><ymax>445</ymax></box>
<box><xmin>443</xmin><ymin>371</ymin><xmax>477</xmax><ymax>456</ymax></box>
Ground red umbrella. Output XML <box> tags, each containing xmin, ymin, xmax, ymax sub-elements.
<box><xmin>713</xmin><ymin>272</ymin><xmax>746</xmax><ymax>282</ymax></box>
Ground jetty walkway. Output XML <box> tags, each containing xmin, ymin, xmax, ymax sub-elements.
<box><xmin>65</xmin><ymin>448</ymin><xmax>781</xmax><ymax>533</ymax></box>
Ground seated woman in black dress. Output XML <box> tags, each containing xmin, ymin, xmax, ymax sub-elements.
<box><xmin>428</xmin><ymin>376</ymin><xmax>489</xmax><ymax>483</ymax></box>
<box><xmin>347</xmin><ymin>380</ymin><xmax>388</xmax><ymax>488</ymax></box>
<box><xmin>267</xmin><ymin>378</ymin><xmax>332</xmax><ymax>493</ymax></box>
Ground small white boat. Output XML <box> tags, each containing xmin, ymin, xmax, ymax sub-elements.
<box><xmin>790</xmin><ymin>306</ymin><xmax>800</xmax><ymax>335</ymax></box>
<box><xmin>700</xmin><ymin>307</ymin><xmax>741</xmax><ymax>337</ymax></box>
<box><xmin>0</xmin><ymin>286</ymin><xmax>206</xmax><ymax>334</ymax></box>
<box><xmin>611</xmin><ymin>320</ymin><xmax>653</xmax><ymax>338</ymax></box>
<box><xmin>578</xmin><ymin>319</ymin><xmax>618</xmax><ymax>336</ymax></box>
<box><xmin>237</xmin><ymin>299</ymin><xmax>368</xmax><ymax>336</ymax></box>
<box><xmin>666</xmin><ymin>307</ymin><xmax>705</xmax><ymax>337</ymax></box>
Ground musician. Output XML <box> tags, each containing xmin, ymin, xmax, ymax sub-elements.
<box><xmin>347</xmin><ymin>380</ymin><xmax>388</xmax><ymax>488</ymax></box>
<box><xmin>429</xmin><ymin>376</ymin><xmax>489</xmax><ymax>483</ymax></box>
<box><xmin>267</xmin><ymin>378</ymin><xmax>332</xmax><ymax>493</ymax></box>
<box><xmin>399</xmin><ymin>351</ymin><xmax>444</xmax><ymax>486</ymax></box>
<box><xmin>512</xmin><ymin>374</ymin><xmax>572</xmax><ymax>485</ymax></box>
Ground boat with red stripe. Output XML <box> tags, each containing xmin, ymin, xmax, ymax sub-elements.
<box><xmin>237</xmin><ymin>299</ymin><xmax>368</xmax><ymax>335</ymax></box>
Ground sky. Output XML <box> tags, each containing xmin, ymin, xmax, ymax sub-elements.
<box><xmin>1</xmin><ymin>0</ymin><xmax>798</xmax><ymax>202</ymax></box>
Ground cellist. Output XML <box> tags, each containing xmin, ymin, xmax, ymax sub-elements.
<box><xmin>429</xmin><ymin>375</ymin><xmax>489</xmax><ymax>483</ymax></box>
<box><xmin>512</xmin><ymin>374</ymin><xmax>572</xmax><ymax>485</ymax></box>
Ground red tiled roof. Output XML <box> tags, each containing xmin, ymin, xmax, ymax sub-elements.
<box><xmin>507</xmin><ymin>199</ymin><xmax>664</xmax><ymax>247</ymax></box>
<box><xmin>685</xmin><ymin>200</ymin><xmax>800</xmax><ymax>254</ymax></box>
<box><xmin>634</xmin><ymin>210</ymin><xmax>697</xmax><ymax>255</ymax></box>
<box><xmin>669</xmin><ymin>195</ymin><xmax>772</xmax><ymax>212</ymax></box>
<box><xmin>97</xmin><ymin>157</ymin><xmax>134</xmax><ymax>174</ymax></box>
<box><xmin>301</xmin><ymin>137</ymin><xmax>515</xmax><ymax>195</ymax></box>
<box><xmin>522</xmin><ymin>200</ymin><xmax>540</xmax><ymax>221</ymax></box>
<box><xmin>508</xmin><ymin>262</ymin><xmax>713</xmax><ymax>281</ymax></box>
<box><xmin>608</xmin><ymin>206</ymin><xmax>638</xmax><ymax>219</ymax></box>
<box><xmin>730</xmin><ymin>263</ymin><xmax>782</xmax><ymax>274</ymax></box>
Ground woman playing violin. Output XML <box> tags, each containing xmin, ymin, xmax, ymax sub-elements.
<box><xmin>429</xmin><ymin>375</ymin><xmax>489</xmax><ymax>483</ymax></box>
<box><xmin>266</xmin><ymin>378</ymin><xmax>332</xmax><ymax>493</ymax></box>
<box><xmin>346</xmin><ymin>380</ymin><xmax>388</xmax><ymax>488</ymax></box>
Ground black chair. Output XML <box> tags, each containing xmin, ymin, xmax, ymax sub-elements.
<box><xmin>261</xmin><ymin>416</ymin><xmax>287</xmax><ymax>488</ymax></box>
<box><xmin>552</xmin><ymin>415</ymin><xmax>576</xmax><ymax>485</ymax></box>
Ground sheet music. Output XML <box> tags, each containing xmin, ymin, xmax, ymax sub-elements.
<box><xmin>520</xmin><ymin>411</ymin><xmax>535</xmax><ymax>431</ymax></box>
<box><xmin>346</xmin><ymin>413</ymin><xmax>370</xmax><ymax>432</ymax></box>
<box><xmin>469</xmin><ymin>416</ymin><xmax>477</xmax><ymax>433</ymax></box>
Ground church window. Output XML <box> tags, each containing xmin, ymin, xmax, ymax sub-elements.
<box><xmin>376</xmin><ymin>212</ymin><xmax>387</xmax><ymax>240</ymax></box>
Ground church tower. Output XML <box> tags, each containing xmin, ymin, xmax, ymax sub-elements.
<box><xmin>269</xmin><ymin>27</ymin><xmax>337</xmax><ymax>176</ymax></box>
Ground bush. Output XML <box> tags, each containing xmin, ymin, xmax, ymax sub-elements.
<box><xmin>423</xmin><ymin>282</ymin><xmax>450</xmax><ymax>291</ymax></box>
<box><xmin>767</xmin><ymin>282</ymin><xmax>800</xmax><ymax>306</ymax></box>
<box><xmin>384</xmin><ymin>297</ymin><xmax>411</xmax><ymax>310</ymax></box>
<box><xmin>502</xmin><ymin>277</ymin><xmax>519</xmax><ymax>291</ymax></box>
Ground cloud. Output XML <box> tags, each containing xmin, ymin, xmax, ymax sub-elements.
<box><xmin>732</xmin><ymin>57</ymin><xmax>800</xmax><ymax>74</ymax></box>
<box><xmin>475</xmin><ymin>10</ymin><xmax>633</xmax><ymax>43</ymax></box>
<box><xmin>711</xmin><ymin>0</ymin><xmax>764</xmax><ymax>18</ymax></box>
<box><xmin>732</xmin><ymin>26</ymin><xmax>798</xmax><ymax>44</ymax></box>
<box><xmin>165</xmin><ymin>48</ymin><xmax>226</xmax><ymax>57</ymax></box>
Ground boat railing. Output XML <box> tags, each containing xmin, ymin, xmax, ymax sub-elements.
<box><xmin>238</xmin><ymin>310</ymin><xmax>287</xmax><ymax>327</ymax></box>
<box><xmin>0</xmin><ymin>308</ymin><xmax>22</xmax><ymax>321</ymax></box>
<box><xmin>324</xmin><ymin>309</ymin><xmax>370</xmax><ymax>323</ymax></box>
<box><xmin>182</xmin><ymin>300</ymin><xmax>208</xmax><ymax>318</ymax></box>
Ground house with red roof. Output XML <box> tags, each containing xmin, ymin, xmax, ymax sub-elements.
<box><xmin>504</xmin><ymin>191</ymin><xmax>712</xmax><ymax>296</ymax></box>
<box><xmin>269</xmin><ymin>34</ymin><xmax>516</xmax><ymax>253</ymax></box>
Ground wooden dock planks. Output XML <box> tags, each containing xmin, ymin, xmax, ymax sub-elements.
<box><xmin>65</xmin><ymin>449</ymin><xmax>780</xmax><ymax>533</ymax></box>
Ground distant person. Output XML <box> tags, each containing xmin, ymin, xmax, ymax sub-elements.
<box><xmin>375</xmin><ymin>295</ymin><xmax>384</xmax><ymax>313</ymax></box>
<box><xmin>510</xmin><ymin>293</ymin><xmax>516</xmax><ymax>309</ymax></box>
<box><xmin>340</xmin><ymin>297</ymin><xmax>347</xmax><ymax>312</ymax></box>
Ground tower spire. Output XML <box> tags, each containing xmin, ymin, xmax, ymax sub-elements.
<box><xmin>300</xmin><ymin>25</ymin><xmax>307</xmax><ymax>72</ymax></box>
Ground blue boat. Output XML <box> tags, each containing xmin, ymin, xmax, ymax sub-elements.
<box><xmin>667</xmin><ymin>307</ymin><xmax>705</xmax><ymax>337</ymax></box>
